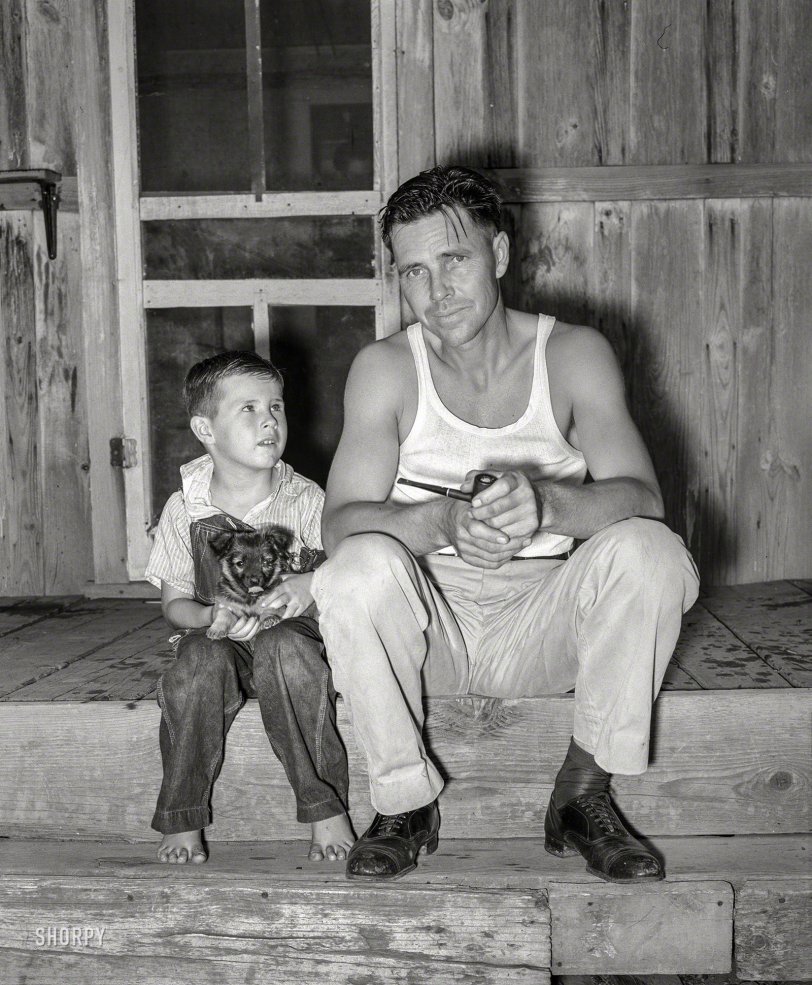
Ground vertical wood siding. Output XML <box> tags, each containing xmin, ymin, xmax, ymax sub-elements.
<box><xmin>0</xmin><ymin>0</ymin><xmax>98</xmax><ymax>592</ymax></box>
<box><xmin>400</xmin><ymin>0</ymin><xmax>811</xmax><ymax>584</ymax></box>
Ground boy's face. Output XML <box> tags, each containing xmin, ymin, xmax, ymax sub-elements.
<box><xmin>193</xmin><ymin>374</ymin><xmax>287</xmax><ymax>473</ymax></box>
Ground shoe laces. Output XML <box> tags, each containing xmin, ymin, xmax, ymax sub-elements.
<box><xmin>580</xmin><ymin>796</ymin><xmax>624</xmax><ymax>835</ymax></box>
<box><xmin>376</xmin><ymin>812</ymin><xmax>409</xmax><ymax>837</ymax></box>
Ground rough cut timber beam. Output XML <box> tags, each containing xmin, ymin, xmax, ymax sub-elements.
<box><xmin>486</xmin><ymin>163</ymin><xmax>812</xmax><ymax>202</ymax></box>
<box><xmin>143</xmin><ymin>279</ymin><xmax>381</xmax><ymax>309</ymax></box>
<box><xmin>139</xmin><ymin>191</ymin><xmax>382</xmax><ymax>220</ymax></box>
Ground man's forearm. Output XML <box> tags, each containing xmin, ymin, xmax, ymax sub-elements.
<box><xmin>322</xmin><ymin>498</ymin><xmax>455</xmax><ymax>557</ymax></box>
<box><xmin>536</xmin><ymin>477</ymin><xmax>664</xmax><ymax>540</ymax></box>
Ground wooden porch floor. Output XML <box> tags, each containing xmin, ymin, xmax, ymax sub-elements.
<box><xmin>1</xmin><ymin>581</ymin><xmax>809</xmax><ymax>981</ymax></box>
<box><xmin>1</xmin><ymin>580</ymin><xmax>810</xmax><ymax>702</ymax></box>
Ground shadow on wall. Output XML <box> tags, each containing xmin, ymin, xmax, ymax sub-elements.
<box><xmin>495</xmin><ymin>206</ymin><xmax>736</xmax><ymax>583</ymax></box>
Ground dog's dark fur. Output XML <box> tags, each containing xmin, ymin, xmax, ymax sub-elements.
<box><xmin>206</xmin><ymin>526</ymin><xmax>295</xmax><ymax>639</ymax></box>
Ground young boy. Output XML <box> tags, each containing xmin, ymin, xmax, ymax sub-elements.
<box><xmin>145</xmin><ymin>350</ymin><xmax>354</xmax><ymax>864</ymax></box>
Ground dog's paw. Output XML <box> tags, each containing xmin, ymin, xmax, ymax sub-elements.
<box><xmin>206</xmin><ymin>625</ymin><xmax>227</xmax><ymax>640</ymax></box>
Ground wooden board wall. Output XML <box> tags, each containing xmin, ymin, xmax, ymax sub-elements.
<box><xmin>397</xmin><ymin>0</ymin><xmax>812</xmax><ymax>585</ymax></box>
<box><xmin>0</xmin><ymin>0</ymin><xmax>127</xmax><ymax>592</ymax></box>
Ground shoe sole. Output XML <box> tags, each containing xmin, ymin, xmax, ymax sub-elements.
<box><xmin>546</xmin><ymin>836</ymin><xmax>664</xmax><ymax>883</ymax></box>
<box><xmin>586</xmin><ymin>865</ymin><xmax>665</xmax><ymax>884</ymax></box>
<box><xmin>345</xmin><ymin>833</ymin><xmax>439</xmax><ymax>881</ymax></box>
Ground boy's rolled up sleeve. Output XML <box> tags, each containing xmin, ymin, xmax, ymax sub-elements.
<box><xmin>144</xmin><ymin>493</ymin><xmax>195</xmax><ymax>595</ymax></box>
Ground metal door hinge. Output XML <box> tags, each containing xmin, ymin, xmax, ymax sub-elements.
<box><xmin>110</xmin><ymin>437</ymin><xmax>138</xmax><ymax>468</ymax></box>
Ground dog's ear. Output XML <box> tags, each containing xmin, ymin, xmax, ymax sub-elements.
<box><xmin>208</xmin><ymin>530</ymin><xmax>235</xmax><ymax>558</ymax></box>
<box><xmin>261</xmin><ymin>525</ymin><xmax>293</xmax><ymax>557</ymax></box>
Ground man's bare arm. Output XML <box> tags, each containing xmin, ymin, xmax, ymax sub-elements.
<box><xmin>322</xmin><ymin>344</ymin><xmax>521</xmax><ymax>561</ymax></box>
<box><xmin>471</xmin><ymin>327</ymin><xmax>664</xmax><ymax>541</ymax></box>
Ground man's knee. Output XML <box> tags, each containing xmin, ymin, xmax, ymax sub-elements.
<box><xmin>593</xmin><ymin>518</ymin><xmax>699</xmax><ymax>599</ymax></box>
<box><xmin>314</xmin><ymin>533</ymin><xmax>413</xmax><ymax>604</ymax></box>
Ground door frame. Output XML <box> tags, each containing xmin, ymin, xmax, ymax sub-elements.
<box><xmin>107</xmin><ymin>0</ymin><xmax>400</xmax><ymax>580</ymax></box>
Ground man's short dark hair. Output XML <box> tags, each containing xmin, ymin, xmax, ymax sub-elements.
<box><xmin>379</xmin><ymin>165</ymin><xmax>502</xmax><ymax>252</ymax></box>
<box><xmin>184</xmin><ymin>350</ymin><xmax>283</xmax><ymax>418</ymax></box>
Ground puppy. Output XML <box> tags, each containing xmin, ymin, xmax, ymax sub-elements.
<box><xmin>206</xmin><ymin>526</ymin><xmax>294</xmax><ymax>640</ymax></box>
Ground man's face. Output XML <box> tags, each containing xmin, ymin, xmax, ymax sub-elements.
<box><xmin>200</xmin><ymin>374</ymin><xmax>287</xmax><ymax>472</ymax></box>
<box><xmin>391</xmin><ymin>208</ymin><xmax>509</xmax><ymax>347</ymax></box>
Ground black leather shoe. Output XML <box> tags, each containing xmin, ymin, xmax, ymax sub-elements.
<box><xmin>346</xmin><ymin>801</ymin><xmax>440</xmax><ymax>881</ymax></box>
<box><xmin>545</xmin><ymin>791</ymin><xmax>664</xmax><ymax>884</ymax></box>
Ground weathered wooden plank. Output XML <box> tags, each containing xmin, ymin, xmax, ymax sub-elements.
<box><xmin>143</xmin><ymin>278</ymin><xmax>380</xmax><ymax>307</ymax></box>
<box><xmin>242</xmin><ymin>0</ymin><xmax>265</xmax><ymax>199</ymax></box>
<box><xmin>0</xmin><ymin>0</ymin><xmax>28</xmax><ymax>169</ymax></box>
<box><xmin>0</xmin><ymin>174</ymin><xmax>78</xmax><ymax>211</ymax></box>
<box><xmin>630</xmin><ymin>200</ymin><xmax>704</xmax><ymax>557</ymax></box>
<box><xmin>735</xmin><ymin>881</ymin><xmax>812</xmax><ymax>981</ymax></box>
<box><xmin>22</xmin><ymin>0</ymin><xmax>75</xmax><ymax>172</ymax></box>
<box><xmin>433</xmin><ymin>0</ymin><xmax>517</xmax><ymax>167</ymax></box>
<box><xmin>697</xmin><ymin>200</ymin><xmax>739</xmax><ymax>585</ymax></box>
<box><xmin>0</xmin><ymin>878</ymin><xmax>550</xmax><ymax>985</ymax></box>
<box><xmin>659</xmin><ymin>658</ymin><xmax>701</xmax><ymax>692</ymax></box>
<box><xmin>517</xmin><ymin>0</ymin><xmax>630</xmax><ymax>167</ymax></box>
<box><xmin>549</xmin><ymin>881</ymin><xmax>732</xmax><ymax>975</ymax></box>
<box><xmin>770</xmin><ymin>199</ymin><xmax>812</xmax><ymax>580</ymax></box>
<box><xmin>0</xmin><ymin>211</ymin><xmax>42</xmax><ymax>595</ymax></box>
<box><xmin>774</xmin><ymin>0</ymin><xmax>812</xmax><ymax>164</ymax></box>
<box><xmin>9</xmin><ymin>615</ymin><xmax>171</xmax><ymax>700</ymax></box>
<box><xmin>139</xmin><ymin>191</ymin><xmax>381</xmax><ymax>221</ymax></box>
<box><xmin>83</xmin><ymin>582</ymin><xmax>161</xmax><ymax>599</ymax></box>
<box><xmin>589</xmin><ymin>201</ymin><xmax>632</xmax><ymax>388</ymax></box>
<box><xmin>0</xmin><ymin>690</ymin><xmax>807</xmax><ymax>840</ymax></box>
<box><xmin>34</xmin><ymin>211</ymin><xmax>93</xmax><ymax>592</ymax></box>
<box><xmin>4</xmin><ymin>833</ymin><xmax>809</xmax><ymax>887</ymax></box>
<box><xmin>672</xmin><ymin>604</ymin><xmax>789</xmax><ymax>690</ymax></box>
<box><xmin>727</xmin><ymin>199</ymin><xmax>774</xmax><ymax>584</ymax></box>
<box><xmin>72</xmin><ymin>0</ymin><xmax>128</xmax><ymax>584</ymax></box>
<box><xmin>0</xmin><ymin>952</ymin><xmax>548</xmax><ymax>985</ymax></box>
<box><xmin>486</xmin><ymin>164</ymin><xmax>812</xmax><ymax>202</ymax></box>
<box><xmin>395</xmin><ymin>0</ymin><xmax>434</xmax><ymax>183</ymax></box>
<box><xmin>0</xmin><ymin>600</ymin><xmax>164</xmax><ymax>697</ymax></box>
<box><xmin>0</xmin><ymin>596</ymin><xmax>81</xmax><ymax>636</ymax></box>
<box><xmin>735</xmin><ymin>0</ymin><xmax>780</xmax><ymax>163</ymax></box>
<box><xmin>510</xmin><ymin>202</ymin><xmax>593</xmax><ymax>328</ymax></box>
<box><xmin>630</xmin><ymin>0</ymin><xmax>707</xmax><ymax>164</ymax></box>
<box><xmin>706</xmin><ymin>0</ymin><xmax>736</xmax><ymax>163</ymax></box>
<box><xmin>700</xmin><ymin>583</ymin><xmax>812</xmax><ymax>688</ymax></box>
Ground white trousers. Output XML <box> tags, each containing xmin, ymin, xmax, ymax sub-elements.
<box><xmin>312</xmin><ymin>518</ymin><xmax>700</xmax><ymax>815</ymax></box>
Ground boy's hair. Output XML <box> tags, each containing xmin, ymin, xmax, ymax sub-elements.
<box><xmin>379</xmin><ymin>165</ymin><xmax>502</xmax><ymax>252</ymax></box>
<box><xmin>184</xmin><ymin>350</ymin><xmax>283</xmax><ymax>418</ymax></box>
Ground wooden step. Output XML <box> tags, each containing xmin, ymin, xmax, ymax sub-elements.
<box><xmin>2</xmin><ymin>835</ymin><xmax>809</xmax><ymax>981</ymax></box>
<box><xmin>0</xmin><ymin>688</ymin><xmax>808</xmax><ymax>841</ymax></box>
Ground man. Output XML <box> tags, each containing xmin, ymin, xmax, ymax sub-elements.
<box><xmin>312</xmin><ymin>165</ymin><xmax>699</xmax><ymax>883</ymax></box>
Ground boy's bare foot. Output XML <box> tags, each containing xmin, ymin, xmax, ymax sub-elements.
<box><xmin>158</xmin><ymin>830</ymin><xmax>207</xmax><ymax>864</ymax></box>
<box><xmin>309</xmin><ymin>813</ymin><xmax>355</xmax><ymax>862</ymax></box>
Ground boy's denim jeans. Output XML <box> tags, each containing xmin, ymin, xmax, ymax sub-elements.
<box><xmin>152</xmin><ymin>513</ymin><xmax>348</xmax><ymax>835</ymax></box>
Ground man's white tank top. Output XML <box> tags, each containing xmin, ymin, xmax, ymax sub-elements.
<box><xmin>389</xmin><ymin>314</ymin><xmax>588</xmax><ymax>557</ymax></box>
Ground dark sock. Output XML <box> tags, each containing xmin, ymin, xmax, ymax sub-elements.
<box><xmin>552</xmin><ymin>737</ymin><xmax>611</xmax><ymax>809</ymax></box>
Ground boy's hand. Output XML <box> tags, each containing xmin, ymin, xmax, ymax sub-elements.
<box><xmin>258</xmin><ymin>572</ymin><xmax>315</xmax><ymax>620</ymax></box>
<box><xmin>207</xmin><ymin>603</ymin><xmax>261</xmax><ymax>641</ymax></box>
<box><xmin>227</xmin><ymin>613</ymin><xmax>261</xmax><ymax>641</ymax></box>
